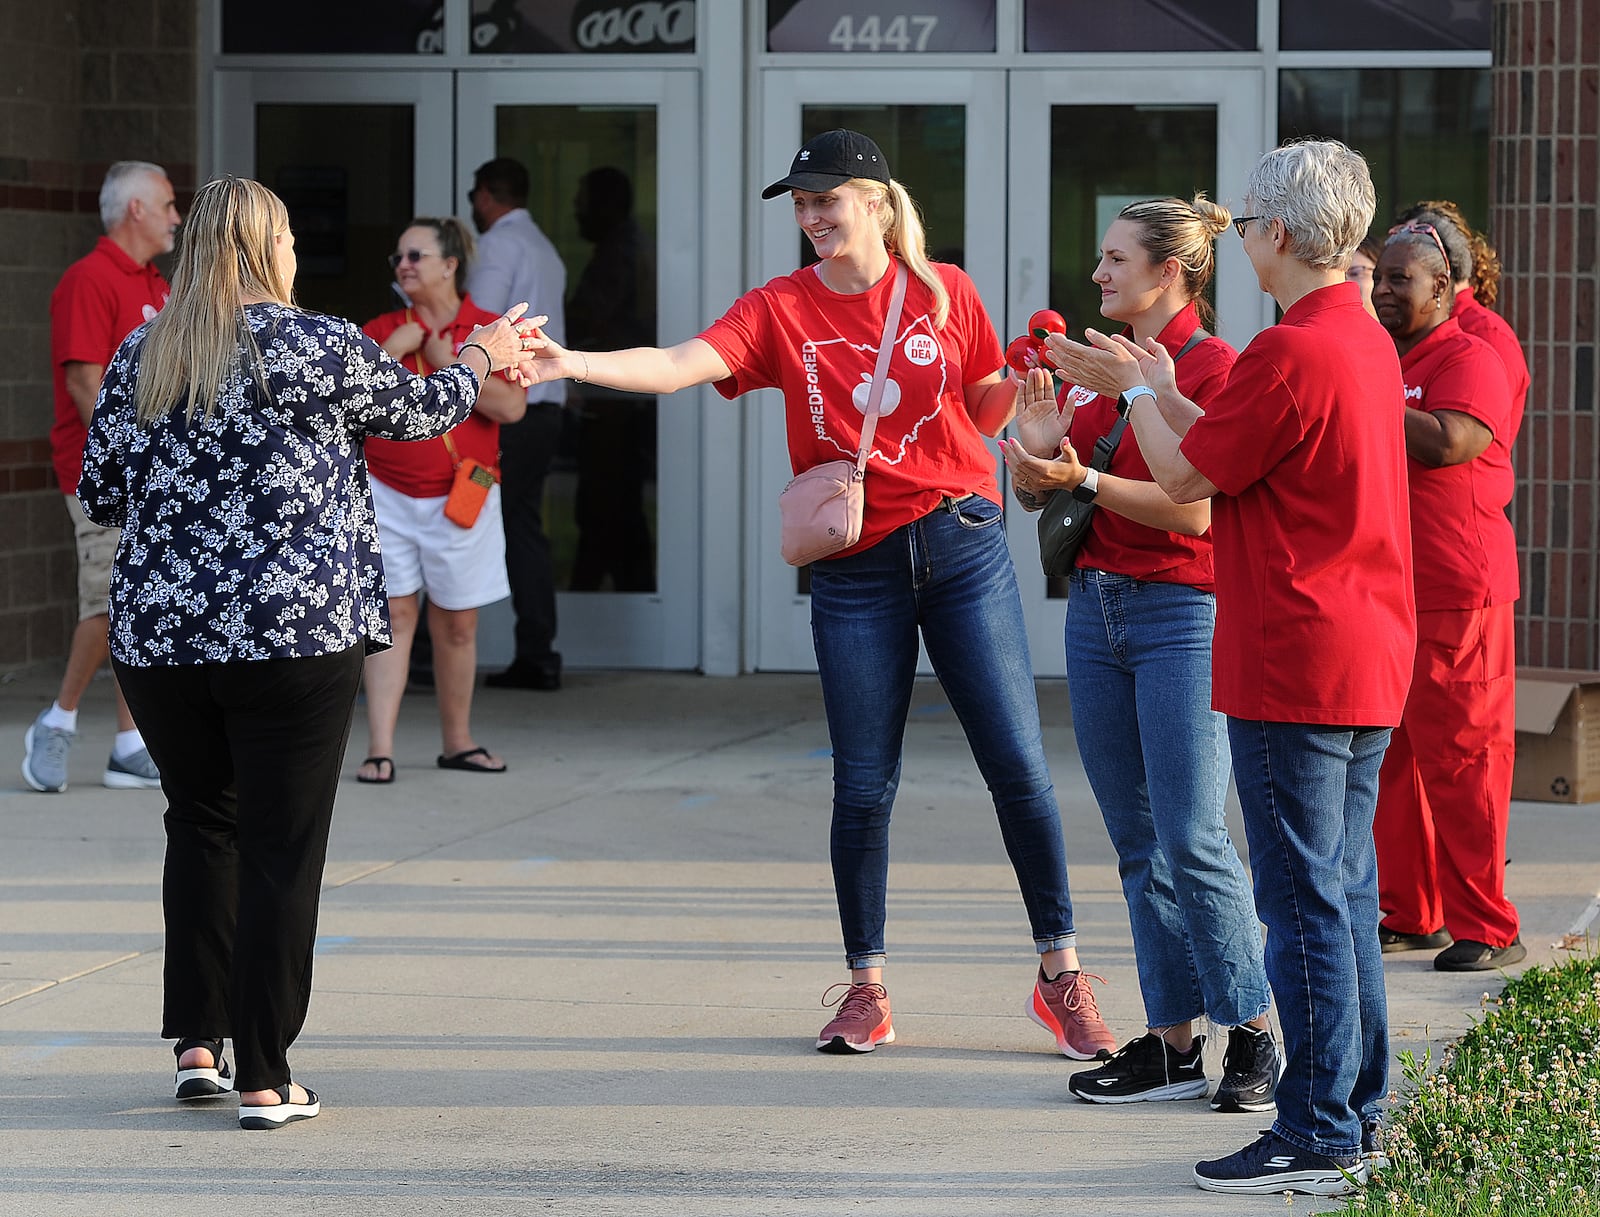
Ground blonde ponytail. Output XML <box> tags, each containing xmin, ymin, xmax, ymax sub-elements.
<box><xmin>851</xmin><ymin>177</ymin><xmax>951</xmax><ymax>329</ymax></box>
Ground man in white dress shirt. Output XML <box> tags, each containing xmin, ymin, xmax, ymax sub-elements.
<box><xmin>467</xmin><ymin>157</ymin><xmax>568</xmax><ymax>690</ymax></box>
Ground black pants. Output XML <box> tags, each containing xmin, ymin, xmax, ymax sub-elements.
<box><xmin>499</xmin><ymin>401</ymin><xmax>563</xmax><ymax>668</ymax></box>
<box><xmin>114</xmin><ymin>646</ymin><xmax>365</xmax><ymax>1091</ymax></box>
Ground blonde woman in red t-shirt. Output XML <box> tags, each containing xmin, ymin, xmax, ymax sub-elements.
<box><xmin>355</xmin><ymin>218</ymin><xmax>530</xmax><ymax>784</ymax></box>
<box><xmin>1002</xmin><ymin>197</ymin><xmax>1276</xmax><ymax>1112</ymax></box>
<box><xmin>519</xmin><ymin>129</ymin><xmax>1119</xmax><ymax>1061</ymax></box>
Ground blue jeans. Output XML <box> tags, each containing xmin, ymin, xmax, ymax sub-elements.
<box><xmin>810</xmin><ymin>496</ymin><xmax>1075</xmax><ymax>970</ymax></box>
<box><xmin>1228</xmin><ymin>719</ymin><xmax>1392</xmax><ymax>1157</ymax></box>
<box><xmin>1065</xmin><ymin>570</ymin><xmax>1269</xmax><ymax>1029</ymax></box>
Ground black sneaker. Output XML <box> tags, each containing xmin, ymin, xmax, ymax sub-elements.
<box><xmin>1362</xmin><ymin>1120</ymin><xmax>1391</xmax><ymax>1173</ymax></box>
<box><xmin>1211</xmin><ymin>1024</ymin><xmax>1280</xmax><ymax>1112</ymax></box>
<box><xmin>1194</xmin><ymin>1130</ymin><xmax>1368</xmax><ymax>1196</ymax></box>
<box><xmin>1378</xmin><ymin>923</ymin><xmax>1453</xmax><ymax>953</ymax></box>
<box><xmin>1067</xmin><ymin>1032</ymin><xmax>1208</xmax><ymax>1104</ymax></box>
<box><xmin>1433</xmin><ymin>936</ymin><xmax>1527</xmax><ymax>972</ymax></box>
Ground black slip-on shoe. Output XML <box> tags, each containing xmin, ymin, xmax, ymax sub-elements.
<box><xmin>1433</xmin><ymin>936</ymin><xmax>1527</xmax><ymax>972</ymax></box>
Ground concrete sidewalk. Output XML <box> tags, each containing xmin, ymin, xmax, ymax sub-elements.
<box><xmin>2</xmin><ymin>665</ymin><xmax>1596</xmax><ymax>1216</ymax></box>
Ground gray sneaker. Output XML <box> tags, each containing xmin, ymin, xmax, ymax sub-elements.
<box><xmin>23</xmin><ymin>710</ymin><xmax>75</xmax><ymax>793</ymax></box>
<box><xmin>104</xmin><ymin>746</ymin><xmax>162</xmax><ymax>790</ymax></box>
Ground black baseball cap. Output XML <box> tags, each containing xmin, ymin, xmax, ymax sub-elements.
<box><xmin>761</xmin><ymin>129</ymin><xmax>892</xmax><ymax>200</ymax></box>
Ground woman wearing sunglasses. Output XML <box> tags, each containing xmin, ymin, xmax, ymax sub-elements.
<box><xmin>354</xmin><ymin>218</ymin><xmax>529</xmax><ymax>784</ymax></box>
<box><xmin>1369</xmin><ymin>221</ymin><xmax>1525</xmax><ymax>972</ymax></box>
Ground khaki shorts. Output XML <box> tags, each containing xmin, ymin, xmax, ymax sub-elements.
<box><xmin>64</xmin><ymin>494</ymin><xmax>118</xmax><ymax>621</ymax></box>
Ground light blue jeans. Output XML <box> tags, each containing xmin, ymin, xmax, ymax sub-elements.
<box><xmin>1229</xmin><ymin>719</ymin><xmax>1392</xmax><ymax>1157</ymax></box>
<box><xmin>1066</xmin><ymin>569</ymin><xmax>1270</xmax><ymax>1029</ymax></box>
<box><xmin>810</xmin><ymin>496</ymin><xmax>1076</xmax><ymax>971</ymax></box>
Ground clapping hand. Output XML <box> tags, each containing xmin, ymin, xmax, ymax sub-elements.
<box><xmin>1048</xmin><ymin>329</ymin><xmax>1175</xmax><ymax>400</ymax></box>
<box><xmin>1012</xmin><ymin>367</ymin><xmax>1066</xmax><ymax>458</ymax></box>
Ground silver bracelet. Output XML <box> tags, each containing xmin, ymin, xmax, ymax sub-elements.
<box><xmin>574</xmin><ymin>351</ymin><xmax>589</xmax><ymax>384</ymax></box>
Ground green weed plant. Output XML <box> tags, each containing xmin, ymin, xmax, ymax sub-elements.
<box><xmin>1323</xmin><ymin>951</ymin><xmax>1600</xmax><ymax>1217</ymax></box>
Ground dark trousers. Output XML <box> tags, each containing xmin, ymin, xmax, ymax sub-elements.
<box><xmin>114</xmin><ymin>646</ymin><xmax>365</xmax><ymax>1091</ymax></box>
<box><xmin>499</xmin><ymin>401</ymin><xmax>562</xmax><ymax>667</ymax></box>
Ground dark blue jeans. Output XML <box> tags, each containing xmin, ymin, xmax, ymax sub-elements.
<box><xmin>809</xmin><ymin>496</ymin><xmax>1075</xmax><ymax>970</ymax></box>
<box><xmin>1228</xmin><ymin>718</ymin><xmax>1392</xmax><ymax>1157</ymax></box>
<box><xmin>1066</xmin><ymin>571</ymin><xmax>1269</xmax><ymax>1029</ymax></box>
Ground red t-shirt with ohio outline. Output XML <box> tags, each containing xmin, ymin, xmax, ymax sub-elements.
<box><xmin>698</xmin><ymin>261</ymin><xmax>1005</xmax><ymax>558</ymax></box>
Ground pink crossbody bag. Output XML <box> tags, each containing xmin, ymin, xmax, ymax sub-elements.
<box><xmin>778</xmin><ymin>262</ymin><xmax>908</xmax><ymax>566</ymax></box>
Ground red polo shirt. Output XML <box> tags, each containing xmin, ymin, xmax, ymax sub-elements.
<box><xmin>362</xmin><ymin>295</ymin><xmax>503</xmax><ymax>498</ymax></box>
<box><xmin>49</xmin><ymin>237</ymin><xmax>170</xmax><ymax>493</ymax></box>
<box><xmin>1452</xmin><ymin>287</ymin><xmax>1529</xmax><ymax>437</ymax></box>
<box><xmin>1059</xmin><ymin>303</ymin><xmax>1235</xmax><ymax>591</ymax></box>
<box><xmin>1179</xmin><ymin>282</ymin><xmax>1416</xmax><ymax>726</ymax></box>
<box><xmin>1400</xmin><ymin>318</ymin><xmax>1520</xmax><ymax>610</ymax></box>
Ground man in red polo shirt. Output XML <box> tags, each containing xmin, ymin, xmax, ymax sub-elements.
<box><xmin>23</xmin><ymin>162</ymin><xmax>180</xmax><ymax>793</ymax></box>
<box><xmin>1051</xmin><ymin>140</ymin><xmax>1415</xmax><ymax>1197</ymax></box>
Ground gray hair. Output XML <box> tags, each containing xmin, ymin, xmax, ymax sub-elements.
<box><xmin>1399</xmin><ymin>209</ymin><xmax>1474</xmax><ymax>284</ymax></box>
<box><xmin>99</xmin><ymin>161</ymin><xmax>167</xmax><ymax>231</ymax></box>
<box><xmin>1382</xmin><ymin>229</ymin><xmax>1453</xmax><ymax>286</ymax></box>
<box><xmin>1244</xmin><ymin>140</ymin><xmax>1375</xmax><ymax>271</ymax></box>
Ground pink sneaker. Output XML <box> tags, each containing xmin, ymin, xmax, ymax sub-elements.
<box><xmin>817</xmin><ymin>982</ymin><xmax>895</xmax><ymax>1054</ymax></box>
<box><xmin>1027</xmin><ymin>968</ymin><xmax>1116</xmax><ymax>1060</ymax></box>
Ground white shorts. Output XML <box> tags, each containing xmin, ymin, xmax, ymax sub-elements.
<box><xmin>369</xmin><ymin>477</ymin><xmax>511</xmax><ymax>611</ymax></box>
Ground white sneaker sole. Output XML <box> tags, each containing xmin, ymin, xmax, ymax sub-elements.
<box><xmin>103</xmin><ymin>767</ymin><xmax>163</xmax><ymax>790</ymax></box>
<box><xmin>1194</xmin><ymin>1161</ymin><xmax>1369</xmax><ymax>1196</ymax></box>
<box><xmin>1071</xmin><ymin>1077</ymin><xmax>1209</xmax><ymax>1104</ymax></box>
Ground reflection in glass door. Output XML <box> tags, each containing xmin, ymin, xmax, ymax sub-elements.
<box><xmin>457</xmin><ymin>71</ymin><xmax>699</xmax><ymax>671</ymax></box>
<box><xmin>1006</xmin><ymin>70</ymin><xmax>1260</xmax><ymax>676</ymax></box>
<box><xmin>493</xmin><ymin>104</ymin><xmax>660</xmax><ymax>596</ymax></box>
<box><xmin>213</xmin><ymin>73</ymin><xmax>454</xmax><ymax>312</ymax></box>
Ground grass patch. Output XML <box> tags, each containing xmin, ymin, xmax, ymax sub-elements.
<box><xmin>1321</xmin><ymin>950</ymin><xmax>1600</xmax><ymax>1216</ymax></box>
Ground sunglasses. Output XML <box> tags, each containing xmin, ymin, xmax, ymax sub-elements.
<box><xmin>1232</xmin><ymin>216</ymin><xmax>1262</xmax><ymax>239</ymax></box>
<box><xmin>1387</xmin><ymin>221</ymin><xmax>1451</xmax><ymax>271</ymax></box>
<box><xmin>387</xmin><ymin>249</ymin><xmax>440</xmax><ymax>269</ymax></box>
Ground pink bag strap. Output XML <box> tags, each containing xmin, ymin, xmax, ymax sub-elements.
<box><xmin>853</xmin><ymin>261</ymin><xmax>909</xmax><ymax>478</ymax></box>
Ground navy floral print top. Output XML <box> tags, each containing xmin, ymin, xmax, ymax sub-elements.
<box><xmin>78</xmin><ymin>302</ymin><xmax>481</xmax><ymax>666</ymax></box>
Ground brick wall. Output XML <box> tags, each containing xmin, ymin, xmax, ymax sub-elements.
<box><xmin>1495</xmin><ymin>0</ymin><xmax>1600</xmax><ymax>669</ymax></box>
<box><xmin>0</xmin><ymin>0</ymin><xmax>195</xmax><ymax>669</ymax></box>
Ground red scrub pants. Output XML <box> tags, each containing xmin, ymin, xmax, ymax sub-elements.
<box><xmin>1374</xmin><ymin>602</ymin><xmax>1520</xmax><ymax>948</ymax></box>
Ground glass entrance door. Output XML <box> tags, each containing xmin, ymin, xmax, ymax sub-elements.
<box><xmin>457</xmin><ymin>70</ymin><xmax>700</xmax><ymax>670</ymax></box>
<box><xmin>1005</xmin><ymin>69</ymin><xmax>1261</xmax><ymax>676</ymax></box>
<box><xmin>212</xmin><ymin>72</ymin><xmax>454</xmax><ymax>321</ymax></box>
<box><xmin>752</xmin><ymin>70</ymin><xmax>1007</xmax><ymax>672</ymax></box>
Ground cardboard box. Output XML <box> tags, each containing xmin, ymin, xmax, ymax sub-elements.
<box><xmin>1513</xmin><ymin>668</ymin><xmax>1600</xmax><ymax>804</ymax></box>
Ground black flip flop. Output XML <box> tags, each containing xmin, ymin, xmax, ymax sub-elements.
<box><xmin>437</xmin><ymin>746</ymin><xmax>506</xmax><ymax>773</ymax></box>
<box><xmin>355</xmin><ymin>756</ymin><xmax>394</xmax><ymax>784</ymax></box>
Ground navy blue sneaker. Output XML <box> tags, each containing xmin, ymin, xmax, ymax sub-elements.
<box><xmin>1194</xmin><ymin>1130</ymin><xmax>1368</xmax><ymax>1196</ymax></box>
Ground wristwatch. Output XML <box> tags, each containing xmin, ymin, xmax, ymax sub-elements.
<box><xmin>1071</xmin><ymin>467</ymin><xmax>1100</xmax><ymax>504</ymax></box>
<box><xmin>1117</xmin><ymin>385</ymin><xmax>1157</xmax><ymax>419</ymax></box>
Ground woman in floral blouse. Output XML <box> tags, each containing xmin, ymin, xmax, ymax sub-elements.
<box><xmin>77</xmin><ymin>176</ymin><xmax>541</xmax><ymax>1130</ymax></box>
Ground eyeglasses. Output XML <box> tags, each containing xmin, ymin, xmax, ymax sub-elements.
<box><xmin>1387</xmin><ymin>221</ymin><xmax>1451</xmax><ymax>271</ymax></box>
<box><xmin>387</xmin><ymin>249</ymin><xmax>440</xmax><ymax>269</ymax></box>
<box><xmin>1232</xmin><ymin>216</ymin><xmax>1262</xmax><ymax>239</ymax></box>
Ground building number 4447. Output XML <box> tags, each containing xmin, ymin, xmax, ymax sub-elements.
<box><xmin>828</xmin><ymin>14</ymin><xmax>941</xmax><ymax>53</ymax></box>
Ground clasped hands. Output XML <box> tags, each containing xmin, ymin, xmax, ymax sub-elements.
<box><xmin>462</xmin><ymin>303</ymin><xmax>550</xmax><ymax>387</ymax></box>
